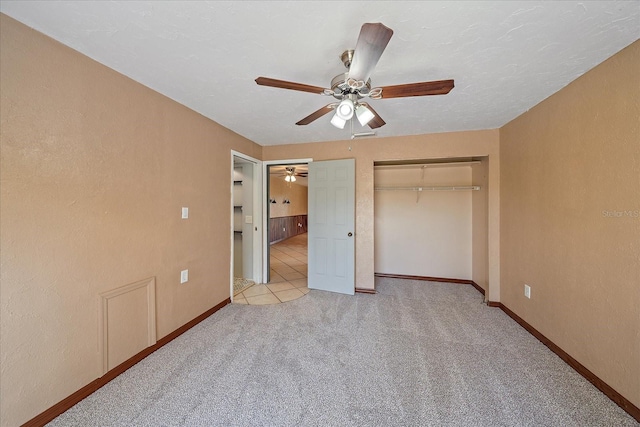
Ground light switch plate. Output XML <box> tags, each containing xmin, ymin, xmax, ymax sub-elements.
<box><xmin>180</xmin><ymin>269</ymin><xmax>189</xmax><ymax>284</ymax></box>
<box><xmin>181</xmin><ymin>207</ymin><xmax>189</xmax><ymax>219</ymax></box>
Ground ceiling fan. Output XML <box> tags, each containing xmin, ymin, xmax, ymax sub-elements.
<box><xmin>255</xmin><ymin>23</ymin><xmax>454</xmax><ymax>130</ymax></box>
<box><xmin>279</xmin><ymin>166</ymin><xmax>307</xmax><ymax>183</ymax></box>
<box><xmin>270</xmin><ymin>166</ymin><xmax>308</xmax><ymax>183</ymax></box>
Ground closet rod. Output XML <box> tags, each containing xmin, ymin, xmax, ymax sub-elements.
<box><xmin>374</xmin><ymin>161</ymin><xmax>480</xmax><ymax>170</ymax></box>
<box><xmin>374</xmin><ymin>186</ymin><xmax>481</xmax><ymax>191</ymax></box>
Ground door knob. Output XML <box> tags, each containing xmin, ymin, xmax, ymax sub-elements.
<box><xmin>348</xmin><ymin>232</ymin><xmax>353</xmax><ymax>237</ymax></box>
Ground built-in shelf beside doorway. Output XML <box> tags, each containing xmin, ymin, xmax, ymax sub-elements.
<box><xmin>232</xmin><ymin>176</ymin><xmax>244</xmax><ymax>278</ymax></box>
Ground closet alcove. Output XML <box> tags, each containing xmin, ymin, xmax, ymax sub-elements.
<box><xmin>374</xmin><ymin>157</ymin><xmax>488</xmax><ymax>287</ymax></box>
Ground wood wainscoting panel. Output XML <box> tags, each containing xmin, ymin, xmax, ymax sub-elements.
<box><xmin>99</xmin><ymin>277</ymin><xmax>156</xmax><ymax>374</ymax></box>
<box><xmin>269</xmin><ymin>215</ymin><xmax>308</xmax><ymax>243</ymax></box>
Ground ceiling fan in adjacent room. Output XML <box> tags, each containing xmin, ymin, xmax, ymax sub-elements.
<box><xmin>270</xmin><ymin>166</ymin><xmax>308</xmax><ymax>184</ymax></box>
<box><xmin>255</xmin><ymin>23</ymin><xmax>454</xmax><ymax>130</ymax></box>
<box><xmin>282</xmin><ymin>166</ymin><xmax>307</xmax><ymax>183</ymax></box>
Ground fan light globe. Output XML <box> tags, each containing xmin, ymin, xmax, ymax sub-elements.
<box><xmin>356</xmin><ymin>105</ymin><xmax>375</xmax><ymax>126</ymax></box>
<box><xmin>335</xmin><ymin>99</ymin><xmax>354</xmax><ymax>120</ymax></box>
<box><xmin>330</xmin><ymin>114</ymin><xmax>347</xmax><ymax>129</ymax></box>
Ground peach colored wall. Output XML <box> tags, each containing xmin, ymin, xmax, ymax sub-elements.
<box><xmin>500</xmin><ymin>40</ymin><xmax>639</xmax><ymax>408</ymax></box>
<box><xmin>262</xmin><ymin>129</ymin><xmax>500</xmax><ymax>296</ymax></box>
<box><xmin>0</xmin><ymin>15</ymin><xmax>261</xmax><ymax>426</ymax></box>
<box><xmin>269</xmin><ymin>179</ymin><xmax>308</xmax><ymax>218</ymax></box>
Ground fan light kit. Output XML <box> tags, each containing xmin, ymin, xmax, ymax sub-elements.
<box><xmin>256</xmin><ymin>23</ymin><xmax>454</xmax><ymax>132</ymax></box>
<box><xmin>283</xmin><ymin>166</ymin><xmax>299</xmax><ymax>185</ymax></box>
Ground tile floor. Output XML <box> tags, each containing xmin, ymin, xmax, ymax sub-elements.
<box><xmin>233</xmin><ymin>233</ymin><xmax>309</xmax><ymax>305</ymax></box>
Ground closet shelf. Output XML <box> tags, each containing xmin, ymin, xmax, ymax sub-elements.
<box><xmin>375</xmin><ymin>185</ymin><xmax>480</xmax><ymax>191</ymax></box>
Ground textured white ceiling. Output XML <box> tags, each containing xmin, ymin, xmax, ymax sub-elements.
<box><xmin>1</xmin><ymin>1</ymin><xmax>638</xmax><ymax>146</ymax></box>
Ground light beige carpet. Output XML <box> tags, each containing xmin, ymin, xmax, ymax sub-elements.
<box><xmin>47</xmin><ymin>279</ymin><xmax>638</xmax><ymax>426</ymax></box>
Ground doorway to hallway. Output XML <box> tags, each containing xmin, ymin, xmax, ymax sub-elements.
<box><xmin>265</xmin><ymin>162</ymin><xmax>309</xmax><ymax>283</ymax></box>
<box><xmin>233</xmin><ymin>233</ymin><xmax>309</xmax><ymax>305</ymax></box>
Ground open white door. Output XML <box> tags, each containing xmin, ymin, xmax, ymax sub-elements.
<box><xmin>308</xmin><ymin>159</ymin><xmax>355</xmax><ymax>295</ymax></box>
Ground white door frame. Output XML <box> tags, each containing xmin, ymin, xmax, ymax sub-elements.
<box><xmin>262</xmin><ymin>158</ymin><xmax>313</xmax><ymax>281</ymax></box>
<box><xmin>230</xmin><ymin>150</ymin><xmax>263</xmax><ymax>301</ymax></box>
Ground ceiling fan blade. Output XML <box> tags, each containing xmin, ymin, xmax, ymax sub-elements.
<box><xmin>255</xmin><ymin>77</ymin><xmax>327</xmax><ymax>95</ymax></box>
<box><xmin>379</xmin><ymin>79</ymin><xmax>454</xmax><ymax>98</ymax></box>
<box><xmin>348</xmin><ymin>23</ymin><xmax>394</xmax><ymax>82</ymax></box>
<box><xmin>361</xmin><ymin>103</ymin><xmax>386</xmax><ymax>129</ymax></box>
<box><xmin>296</xmin><ymin>105</ymin><xmax>335</xmax><ymax>125</ymax></box>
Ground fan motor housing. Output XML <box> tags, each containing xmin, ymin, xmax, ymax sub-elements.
<box><xmin>331</xmin><ymin>72</ymin><xmax>371</xmax><ymax>100</ymax></box>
